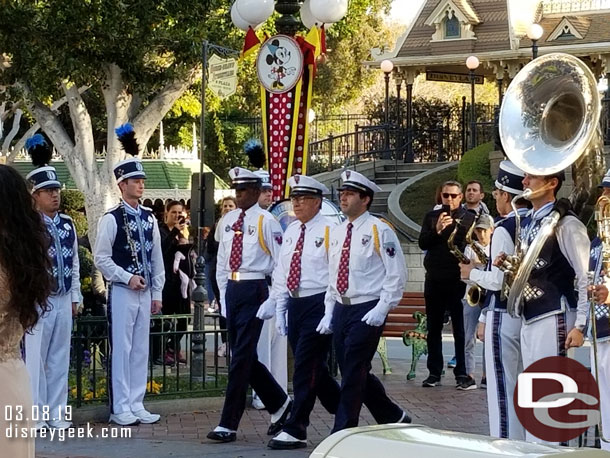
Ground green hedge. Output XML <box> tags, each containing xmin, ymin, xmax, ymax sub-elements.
<box><xmin>457</xmin><ymin>141</ymin><xmax>495</xmax><ymax>215</ymax></box>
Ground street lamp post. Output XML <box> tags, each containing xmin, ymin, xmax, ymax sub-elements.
<box><xmin>381</xmin><ymin>59</ymin><xmax>394</xmax><ymax>159</ymax></box>
<box><xmin>527</xmin><ymin>23</ymin><xmax>543</xmax><ymax>60</ymax></box>
<box><xmin>466</xmin><ymin>55</ymin><xmax>480</xmax><ymax>150</ymax></box>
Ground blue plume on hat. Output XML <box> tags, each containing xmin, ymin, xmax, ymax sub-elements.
<box><xmin>244</xmin><ymin>138</ymin><xmax>266</xmax><ymax>169</ymax></box>
<box><xmin>26</xmin><ymin>133</ymin><xmax>52</xmax><ymax>167</ymax></box>
<box><xmin>115</xmin><ymin>122</ymin><xmax>139</xmax><ymax>157</ymax></box>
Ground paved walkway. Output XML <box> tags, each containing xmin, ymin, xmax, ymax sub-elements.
<box><xmin>37</xmin><ymin>341</ymin><xmax>490</xmax><ymax>458</ymax></box>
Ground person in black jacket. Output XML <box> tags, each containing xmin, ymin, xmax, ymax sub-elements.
<box><xmin>418</xmin><ymin>180</ymin><xmax>474</xmax><ymax>388</ymax></box>
<box><xmin>158</xmin><ymin>200</ymin><xmax>190</xmax><ymax>365</ymax></box>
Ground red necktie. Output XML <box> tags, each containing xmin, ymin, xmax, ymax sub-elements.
<box><xmin>229</xmin><ymin>211</ymin><xmax>246</xmax><ymax>271</ymax></box>
<box><xmin>287</xmin><ymin>224</ymin><xmax>306</xmax><ymax>292</ymax></box>
<box><xmin>336</xmin><ymin>222</ymin><xmax>353</xmax><ymax>295</ymax></box>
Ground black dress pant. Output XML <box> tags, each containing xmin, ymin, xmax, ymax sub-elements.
<box><xmin>424</xmin><ymin>277</ymin><xmax>467</xmax><ymax>379</ymax></box>
<box><xmin>219</xmin><ymin>279</ymin><xmax>288</xmax><ymax>430</ymax></box>
<box><xmin>282</xmin><ymin>293</ymin><xmax>340</xmax><ymax>440</ymax></box>
<box><xmin>331</xmin><ymin>300</ymin><xmax>403</xmax><ymax>433</ymax></box>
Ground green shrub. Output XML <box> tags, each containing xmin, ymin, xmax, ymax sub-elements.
<box><xmin>457</xmin><ymin>141</ymin><xmax>495</xmax><ymax>214</ymax></box>
<box><xmin>61</xmin><ymin>190</ymin><xmax>88</xmax><ymax>236</ymax></box>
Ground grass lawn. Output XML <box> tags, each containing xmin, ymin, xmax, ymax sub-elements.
<box><xmin>399</xmin><ymin>166</ymin><xmax>458</xmax><ymax>227</ymax></box>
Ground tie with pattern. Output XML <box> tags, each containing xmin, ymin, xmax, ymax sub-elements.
<box><xmin>287</xmin><ymin>223</ymin><xmax>306</xmax><ymax>292</ymax></box>
<box><xmin>229</xmin><ymin>211</ymin><xmax>246</xmax><ymax>271</ymax></box>
<box><xmin>336</xmin><ymin>222</ymin><xmax>353</xmax><ymax>295</ymax></box>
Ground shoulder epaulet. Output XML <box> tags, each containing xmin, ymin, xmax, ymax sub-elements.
<box><xmin>59</xmin><ymin>213</ymin><xmax>73</xmax><ymax>221</ymax></box>
<box><xmin>140</xmin><ymin>205</ymin><xmax>153</xmax><ymax>212</ymax></box>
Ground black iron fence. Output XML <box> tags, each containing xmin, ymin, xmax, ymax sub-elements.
<box><xmin>70</xmin><ymin>313</ymin><xmax>228</xmax><ymax>406</ymax></box>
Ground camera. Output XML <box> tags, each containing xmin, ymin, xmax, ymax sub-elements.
<box><xmin>179</xmin><ymin>216</ymin><xmax>186</xmax><ymax>225</ymax></box>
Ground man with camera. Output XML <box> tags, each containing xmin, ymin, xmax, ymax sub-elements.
<box><xmin>419</xmin><ymin>180</ymin><xmax>473</xmax><ymax>388</ymax></box>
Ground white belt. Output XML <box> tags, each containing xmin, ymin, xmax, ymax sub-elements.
<box><xmin>289</xmin><ymin>287</ymin><xmax>327</xmax><ymax>299</ymax></box>
<box><xmin>229</xmin><ymin>272</ymin><xmax>266</xmax><ymax>281</ymax></box>
<box><xmin>337</xmin><ymin>295</ymin><xmax>379</xmax><ymax>306</ymax></box>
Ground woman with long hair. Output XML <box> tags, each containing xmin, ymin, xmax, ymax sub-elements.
<box><xmin>0</xmin><ymin>164</ymin><xmax>53</xmax><ymax>457</ymax></box>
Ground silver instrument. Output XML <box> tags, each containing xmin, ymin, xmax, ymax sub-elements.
<box><xmin>498</xmin><ymin>52</ymin><xmax>605</xmax><ymax>318</ymax></box>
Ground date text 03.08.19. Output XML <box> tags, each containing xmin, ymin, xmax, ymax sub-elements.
<box><xmin>4</xmin><ymin>405</ymin><xmax>72</xmax><ymax>422</ymax></box>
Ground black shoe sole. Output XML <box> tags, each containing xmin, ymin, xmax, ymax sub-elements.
<box><xmin>268</xmin><ymin>439</ymin><xmax>307</xmax><ymax>449</ymax></box>
<box><xmin>206</xmin><ymin>432</ymin><xmax>236</xmax><ymax>442</ymax></box>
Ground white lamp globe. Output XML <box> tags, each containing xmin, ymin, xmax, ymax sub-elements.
<box><xmin>380</xmin><ymin>59</ymin><xmax>394</xmax><ymax>73</ymax></box>
<box><xmin>527</xmin><ymin>23</ymin><xmax>544</xmax><ymax>41</ymax></box>
<box><xmin>310</xmin><ymin>0</ymin><xmax>348</xmax><ymax>24</ymax></box>
<box><xmin>466</xmin><ymin>55</ymin><xmax>480</xmax><ymax>70</ymax></box>
<box><xmin>300</xmin><ymin>0</ymin><xmax>317</xmax><ymax>29</ymax></box>
<box><xmin>231</xmin><ymin>3</ymin><xmax>251</xmax><ymax>31</ymax></box>
<box><xmin>236</xmin><ymin>0</ymin><xmax>275</xmax><ymax>27</ymax></box>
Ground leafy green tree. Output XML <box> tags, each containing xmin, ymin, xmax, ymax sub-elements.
<box><xmin>0</xmin><ymin>0</ymin><xmax>229</xmax><ymax>243</ymax></box>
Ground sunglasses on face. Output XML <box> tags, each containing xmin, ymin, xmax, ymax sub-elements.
<box><xmin>442</xmin><ymin>193</ymin><xmax>460</xmax><ymax>199</ymax></box>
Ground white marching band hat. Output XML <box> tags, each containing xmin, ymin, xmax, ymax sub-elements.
<box><xmin>495</xmin><ymin>160</ymin><xmax>525</xmax><ymax>195</ymax></box>
<box><xmin>288</xmin><ymin>174</ymin><xmax>329</xmax><ymax>196</ymax></box>
<box><xmin>253</xmin><ymin>169</ymin><xmax>272</xmax><ymax>189</ymax></box>
<box><xmin>338</xmin><ymin>169</ymin><xmax>382</xmax><ymax>194</ymax></box>
<box><xmin>229</xmin><ymin>167</ymin><xmax>262</xmax><ymax>189</ymax></box>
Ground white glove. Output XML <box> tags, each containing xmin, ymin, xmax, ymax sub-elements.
<box><xmin>316</xmin><ymin>312</ymin><xmax>333</xmax><ymax>334</ymax></box>
<box><xmin>276</xmin><ymin>311</ymin><xmax>288</xmax><ymax>336</ymax></box>
<box><xmin>316</xmin><ymin>293</ymin><xmax>336</xmax><ymax>334</ymax></box>
<box><xmin>361</xmin><ymin>302</ymin><xmax>392</xmax><ymax>327</ymax></box>
<box><xmin>256</xmin><ymin>297</ymin><xmax>276</xmax><ymax>320</ymax></box>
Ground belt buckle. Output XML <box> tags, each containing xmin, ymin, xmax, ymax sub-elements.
<box><xmin>231</xmin><ymin>272</ymin><xmax>240</xmax><ymax>281</ymax></box>
<box><xmin>341</xmin><ymin>296</ymin><xmax>352</xmax><ymax>306</ymax></box>
<box><xmin>291</xmin><ymin>290</ymin><xmax>300</xmax><ymax>298</ymax></box>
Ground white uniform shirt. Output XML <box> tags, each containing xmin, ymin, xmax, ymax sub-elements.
<box><xmin>521</xmin><ymin>201</ymin><xmax>590</xmax><ymax>328</ymax></box>
<box><xmin>94</xmin><ymin>202</ymin><xmax>165</xmax><ymax>301</ymax></box>
<box><xmin>325</xmin><ymin>211</ymin><xmax>407</xmax><ymax>309</ymax></box>
<box><xmin>269</xmin><ymin>212</ymin><xmax>335</xmax><ymax>309</ymax></box>
<box><xmin>216</xmin><ymin>204</ymin><xmax>282</xmax><ymax>305</ymax></box>
<box><xmin>44</xmin><ymin>213</ymin><xmax>82</xmax><ymax>303</ymax></box>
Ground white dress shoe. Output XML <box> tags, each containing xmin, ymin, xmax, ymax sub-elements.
<box><xmin>109</xmin><ymin>412</ymin><xmax>140</xmax><ymax>426</ymax></box>
<box><xmin>47</xmin><ymin>419</ymin><xmax>72</xmax><ymax>430</ymax></box>
<box><xmin>252</xmin><ymin>395</ymin><xmax>265</xmax><ymax>410</ymax></box>
<box><xmin>132</xmin><ymin>409</ymin><xmax>160</xmax><ymax>424</ymax></box>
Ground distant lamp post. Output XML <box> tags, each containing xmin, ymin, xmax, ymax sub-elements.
<box><xmin>527</xmin><ymin>23</ymin><xmax>543</xmax><ymax>59</ymax></box>
<box><xmin>380</xmin><ymin>59</ymin><xmax>394</xmax><ymax>125</ymax></box>
<box><xmin>466</xmin><ymin>55</ymin><xmax>480</xmax><ymax>150</ymax></box>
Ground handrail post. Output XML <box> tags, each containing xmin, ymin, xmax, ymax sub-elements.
<box><xmin>328</xmin><ymin>133</ymin><xmax>334</xmax><ymax>171</ymax></box>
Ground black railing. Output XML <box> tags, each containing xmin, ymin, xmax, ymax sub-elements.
<box><xmin>71</xmin><ymin>314</ymin><xmax>228</xmax><ymax>406</ymax></box>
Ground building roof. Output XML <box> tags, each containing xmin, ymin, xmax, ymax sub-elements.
<box><xmin>10</xmin><ymin>160</ymin><xmax>229</xmax><ymax>191</ymax></box>
<box><xmin>520</xmin><ymin>12</ymin><xmax>610</xmax><ymax>49</ymax></box>
<box><xmin>394</xmin><ymin>0</ymin><xmax>512</xmax><ymax>59</ymax></box>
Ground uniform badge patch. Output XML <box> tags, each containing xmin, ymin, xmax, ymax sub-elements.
<box><xmin>248</xmin><ymin>225</ymin><xmax>256</xmax><ymax>236</ymax></box>
<box><xmin>331</xmin><ymin>239</ymin><xmax>338</xmax><ymax>247</ymax></box>
<box><xmin>225</xmin><ymin>224</ymin><xmax>231</xmax><ymax>232</ymax></box>
<box><xmin>64</xmin><ymin>223</ymin><xmax>71</xmax><ymax>230</ymax></box>
<box><xmin>384</xmin><ymin>242</ymin><xmax>396</xmax><ymax>258</ymax></box>
<box><xmin>315</xmin><ymin>237</ymin><xmax>324</xmax><ymax>248</ymax></box>
<box><xmin>361</xmin><ymin>235</ymin><xmax>371</xmax><ymax>246</ymax></box>
<box><xmin>273</xmin><ymin>232</ymin><xmax>283</xmax><ymax>245</ymax></box>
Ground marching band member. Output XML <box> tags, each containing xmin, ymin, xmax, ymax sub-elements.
<box><xmin>317</xmin><ymin>170</ymin><xmax>410</xmax><ymax>433</ymax></box>
<box><xmin>461</xmin><ymin>160</ymin><xmax>527</xmax><ymax>440</ymax></box>
<box><xmin>94</xmin><ymin>124</ymin><xmax>164</xmax><ymax>426</ymax></box>
<box><xmin>24</xmin><ymin>134</ymin><xmax>81</xmax><ymax>430</ymax></box>
<box><xmin>258</xmin><ymin>175</ymin><xmax>341</xmax><ymax>449</ymax></box>
<box><xmin>207</xmin><ymin>167</ymin><xmax>291</xmax><ymax>443</ymax></box>
<box><xmin>514</xmin><ymin>170</ymin><xmax>589</xmax><ymax>443</ymax></box>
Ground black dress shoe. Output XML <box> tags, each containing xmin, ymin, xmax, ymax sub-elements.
<box><xmin>268</xmin><ymin>438</ymin><xmax>307</xmax><ymax>449</ymax></box>
<box><xmin>267</xmin><ymin>400</ymin><xmax>292</xmax><ymax>435</ymax></box>
<box><xmin>400</xmin><ymin>411</ymin><xmax>412</xmax><ymax>424</ymax></box>
<box><xmin>206</xmin><ymin>430</ymin><xmax>236</xmax><ymax>442</ymax></box>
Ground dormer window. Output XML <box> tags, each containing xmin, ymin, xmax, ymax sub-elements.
<box><xmin>547</xmin><ymin>17</ymin><xmax>584</xmax><ymax>41</ymax></box>
<box><xmin>445</xmin><ymin>14</ymin><xmax>461</xmax><ymax>38</ymax></box>
<box><xmin>425</xmin><ymin>0</ymin><xmax>479</xmax><ymax>42</ymax></box>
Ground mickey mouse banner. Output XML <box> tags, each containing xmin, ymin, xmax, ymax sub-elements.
<box><xmin>253</xmin><ymin>29</ymin><xmax>321</xmax><ymax>200</ymax></box>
